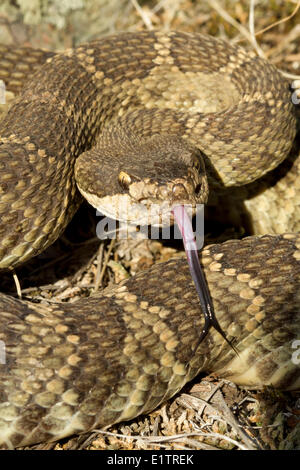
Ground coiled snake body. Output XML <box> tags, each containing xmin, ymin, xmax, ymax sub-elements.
<box><xmin>0</xmin><ymin>31</ymin><xmax>299</xmax><ymax>449</ymax></box>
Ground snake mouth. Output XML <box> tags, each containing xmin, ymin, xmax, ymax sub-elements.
<box><xmin>78</xmin><ymin>188</ymin><xmax>200</xmax><ymax>227</ymax></box>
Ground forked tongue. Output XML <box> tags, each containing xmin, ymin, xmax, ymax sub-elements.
<box><xmin>172</xmin><ymin>205</ymin><xmax>237</xmax><ymax>354</ymax></box>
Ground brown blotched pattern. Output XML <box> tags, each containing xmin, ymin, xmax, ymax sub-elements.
<box><xmin>0</xmin><ymin>32</ymin><xmax>297</xmax><ymax>268</ymax></box>
<box><xmin>0</xmin><ymin>235</ymin><xmax>299</xmax><ymax>448</ymax></box>
<box><xmin>0</xmin><ymin>32</ymin><xmax>299</xmax><ymax>448</ymax></box>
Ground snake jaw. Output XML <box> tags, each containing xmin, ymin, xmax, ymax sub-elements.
<box><xmin>77</xmin><ymin>157</ymin><xmax>208</xmax><ymax>227</ymax></box>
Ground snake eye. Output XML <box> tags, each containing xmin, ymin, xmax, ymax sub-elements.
<box><xmin>118</xmin><ymin>171</ymin><xmax>132</xmax><ymax>190</ymax></box>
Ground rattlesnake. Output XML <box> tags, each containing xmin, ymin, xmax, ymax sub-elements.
<box><xmin>0</xmin><ymin>31</ymin><xmax>299</xmax><ymax>449</ymax></box>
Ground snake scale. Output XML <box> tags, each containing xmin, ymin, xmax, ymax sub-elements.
<box><xmin>0</xmin><ymin>31</ymin><xmax>299</xmax><ymax>449</ymax></box>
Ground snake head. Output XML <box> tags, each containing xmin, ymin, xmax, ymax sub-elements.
<box><xmin>75</xmin><ymin>133</ymin><xmax>208</xmax><ymax>227</ymax></box>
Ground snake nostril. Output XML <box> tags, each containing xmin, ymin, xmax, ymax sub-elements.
<box><xmin>195</xmin><ymin>183</ymin><xmax>201</xmax><ymax>194</ymax></box>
